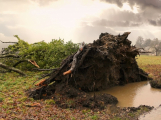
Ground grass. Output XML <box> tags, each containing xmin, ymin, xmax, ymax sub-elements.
<box><xmin>0</xmin><ymin>55</ymin><xmax>159</xmax><ymax>119</ymax></box>
<box><xmin>0</xmin><ymin>71</ymin><xmax>102</xmax><ymax>119</ymax></box>
<box><xmin>136</xmin><ymin>55</ymin><xmax>161</xmax><ymax>66</ymax></box>
<box><xmin>136</xmin><ymin>55</ymin><xmax>161</xmax><ymax>88</ymax></box>
<box><xmin>136</xmin><ymin>55</ymin><xmax>161</xmax><ymax>75</ymax></box>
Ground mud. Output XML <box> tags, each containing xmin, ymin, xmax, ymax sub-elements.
<box><xmin>108</xmin><ymin>105</ymin><xmax>153</xmax><ymax>120</ymax></box>
<box><xmin>139</xmin><ymin>105</ymin><xmax>161</xmax><ymax>120</ymax></box>
<box><xmin>150</xmin><ymin>80</ymin><xmax>161</xmax><ymax>88</ymax></box>
<box><xmin>94</xmin><ymin>81</ymin><xmax>161</xmax><ymax>107</ymax></box>
<box><xmin>28</xmin><ymin>85</ymin><xmax>118</xmax><ymax>109</ymax></box>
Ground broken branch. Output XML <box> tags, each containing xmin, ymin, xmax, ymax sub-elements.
<box><xmin>0</xmin><ymin>40</ymin><xmax>17</xmax><ymax>43</ymax></box>
<box><xmin>13</xmin><ymin>59</ymin><xmax>39</xmax><ymax>68</ymax></box>
<box><xmin>0</xmin><ymin>62</ymin><xmax>26</xmax><ymax>76</ymax></box>
<box><xmin>32</xmin><ymin>68</ymin><xmax>58</xmax><ymax>71</ymax></box>
<box><xmin>0</xmin><ymin>54</ymin><xmax>19</xmax><ymax>58</ymax></box>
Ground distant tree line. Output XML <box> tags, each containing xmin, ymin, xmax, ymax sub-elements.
<box><xmin>135</xmin><ymin>36</ymin><xmax>161</xmax><ymax>56</ymax></box>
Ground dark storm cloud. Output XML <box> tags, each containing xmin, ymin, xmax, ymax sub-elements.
<box><xmin>101</xmin><ymin>0</ymin><xmax>161</xmax><ymax>10</ymax></box>
<box><xmin>93</xmin><ymin>19</ymin><xmax>142</xmax><ymax>27</ymax></box>
<box><xmin>148</xmin><ymin>19</ymin><xmax>157</xmax><ymax>26</ymax></box>
<box><xmin>101</xmin><ymin>9</ymin><xmax>142</xmax><ymax>22</ymax></box>
<box><xmin>100</xmin><ymin>0</ymin><xmax>161</xmax><ymax>27</ymax></box>
<box><xmin>148</xmin><ymin>19</ymin><xmax>161</xmax><ymax>26</ymax></box>
<box><xmin>102</xmin><ymin>0</ymin><xmax>124</xmax><ymax>7</ymax></box>
<box><xmin>31</xmin><ymin>0</ymin><xmax>58</xmax><ymax>6</ymax></box>
<box><xmin>88</xmin><ymin>9</ymin><xmax>143</xmax><ymax>27</ymax></box>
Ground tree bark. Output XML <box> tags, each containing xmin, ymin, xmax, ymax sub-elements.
<box><xmin>0</xmin><ymin>54</ymin><xmax>19</xmax><ymax>58</ymax></box>
<box><xmin>0</xmin><ymin>40</ymin><xmax>17</xmax><ymax>43</ymax></box>
<box><xmin>0</xmin><ymin>62</ymin><xmax>26</xmax><ymax>76</ymax></box>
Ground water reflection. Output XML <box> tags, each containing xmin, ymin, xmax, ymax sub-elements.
<box><xmin>94</xmin><ymin>81</ymin><xmax>161</xmax><ymax>107</ymax></box>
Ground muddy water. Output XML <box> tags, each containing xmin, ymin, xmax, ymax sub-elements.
<box><xmin>95</xmin><ymin>81</ymin><xmax>161</xmax><ymax>107</ymax></box>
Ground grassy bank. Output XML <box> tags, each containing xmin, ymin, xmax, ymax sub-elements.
<box><xmin>0</xmin><ymin>55</ymin><xmax>159</xmax><ymax>119</ymax></box>
<box><xmin>136</xmin><ymin>55</ymin><xmax>161</xmax><ymax>88</ymax></box>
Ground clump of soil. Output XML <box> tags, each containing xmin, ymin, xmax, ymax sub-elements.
<box><xmin>150</xmin><ymin>79</ymin><xmax>161</xmax><ymax>88</ymax></box>
<box><xmin>28</xmin><ymin>85</ymin><xmax>118</xmax><ymax>109</ymax></box>
<box><xmin>27</xmin><ymin>32</ymin><xmax>151</xmax><ymax>109</ymax></box>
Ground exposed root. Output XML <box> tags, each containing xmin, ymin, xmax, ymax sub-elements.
<box><xmin>63</xmin><ymin>70</ymin><xmax>72</xmax><ymax>75</ymax></box>
<box><xmin>35</xmin><ymin>79</ymin><xmax>47</xmax><ymax>86</ymax></box>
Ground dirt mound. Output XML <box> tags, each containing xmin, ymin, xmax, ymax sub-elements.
<box><xmin>27</xmin><ymin>32</ymin><xmax>151</xmax><ymax>109</ymax></box>
<box><xmin>150</xmin><ymin>80</ymin><xmax>161</xmax><ymax>88</ymax></box>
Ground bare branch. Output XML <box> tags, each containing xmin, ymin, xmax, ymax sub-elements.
<box><xmin>13</xmin><ymin>59</ymin><xmax>39</xmax><ymax>68</ymax></box>
<box><xmin>140</xmin><ymin>51</ymin><xmax>152</xmax><ymax>53</ymax></box>
<box><xmin>0</xmin><ymin>40</ymin><xmax>17</xmax><ymax>43</ymax></box>
<box><xmin>0</xmin><ymin>54</ymin><xmax>19</xmax><ymax>58</ymax></box>
<box><xmin>32</xmin><ymin>68</ymin><xmax>58</xmax><ymax>71</ymax></box>
<box><xmin>0</xmin><ymin>62</ymin><xmax>26</xmax><ymax>76</ymax></box>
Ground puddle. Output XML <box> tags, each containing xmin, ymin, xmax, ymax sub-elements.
<box><xmin>94</xmin><ymin>81</ymin><xmax>161</xmax><ymax>107</ymax></box>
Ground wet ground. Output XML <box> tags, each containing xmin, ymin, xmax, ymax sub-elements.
<box><xmin>94</xmin><ymin>81</ymin><xmax>161</xmax><ymax>107</ymax></box>
<box><xmin>139</xmin><ymin>105</ymin><xmax>161</xmax><ymax>120</ymax></box>
<box><xmin>93</xmin><ymin>81</ymin><xmax>161</xmax><ymax>119</ymax></box>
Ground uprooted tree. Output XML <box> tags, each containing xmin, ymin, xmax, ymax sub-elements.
<box><xmin>27</xmin><ymin>32</ymin><xmax>151</xmax><ymax>109</ymax></box>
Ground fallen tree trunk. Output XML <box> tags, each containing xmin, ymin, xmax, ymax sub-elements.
<box><xmin>0</xmin><ymin>59</ymin><xmax>39</xmax><ymax>75</ymax></box>
<box><xmin>0</xmin><ymin>62</ymin><xmax>27</xmax><ymax>76</ymax></box>
<box><xmin>0</xmin><ymin>40</ymin><xmax>17</xmax><ymax>43</ymax></box>
<box><xmin>0</xmin><ymin>54</ymin><xmax>19</xmax><ymax>58</ymax></box>
<box><xmin>27</xmin><ymin>32</ymin><xmax>151</xmax><ymax>109</ymax></box>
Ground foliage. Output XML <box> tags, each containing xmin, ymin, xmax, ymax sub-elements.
<box><xmin>1</xmin><ymin>35</ymin><xmax>79</xmax><ymax>69</ymax></box>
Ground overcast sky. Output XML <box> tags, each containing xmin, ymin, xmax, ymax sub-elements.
<box><xmin>0</xmin><ymin>0</ymin><xmax>161</xmax><ymax>50</ymax></box>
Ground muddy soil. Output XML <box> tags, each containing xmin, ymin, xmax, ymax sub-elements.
<box><xmin>28</xmin><ymin>85</ymin><xmax>118</xmax><ymax>109</ymax></box>
<box><xmin>107</xmin><ymin>105</ymin><xmax>154</xmax><ymax>120</ymax></box>
<box><xmin>150</xmin><ymin>80</ymin><xmax>161</xmax><ymax>88</ymax></box>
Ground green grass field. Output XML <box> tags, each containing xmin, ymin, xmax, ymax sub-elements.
<box><xmin>136</xmin><ymin>55</ymin><xmax>161</xmax><ymax>65</ymax></box>
<box><xmin>136</xmin><ymin>55</ymin><xmax>161</xmax><ymax>78</ymax></box>
<box><xmin>0</xmin><ymin>55</ymin><xmax>160</xmax><ymax>119</ymax></box>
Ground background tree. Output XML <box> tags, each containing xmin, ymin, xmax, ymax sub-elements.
<box><xmin>135</xmin><ymin>37</ymin><xmax>161</xmax><ymax>56</ymax></box>
<box><xmin>142</xmin><ymin>39</ymin><xmax>152</xmax><ymax>48</ymax></box>
<box><xmin>135</xmin><ymin>36</ymin><xmax>144</xmax><ymax>48</ymax></box>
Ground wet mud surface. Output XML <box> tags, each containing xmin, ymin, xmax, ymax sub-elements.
<box><xmin>107</xmin><ymin>105</ymin><xmax>153</xmax><ymax>120</ymax></box>
<box><xmin>94</xmin><ymin>81</ymin><xmax>161</xmax><ymax>107</ymax></box>
<box><xmin>139</xmin><ymin>105</ymin><xmax>161</xmax><ymax>120</ymax></box>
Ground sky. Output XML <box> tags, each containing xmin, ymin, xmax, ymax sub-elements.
<box><xmin>0</xmin><ymin>0</ymin><xmax>161</xmax><ymax>50</ymax></box>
